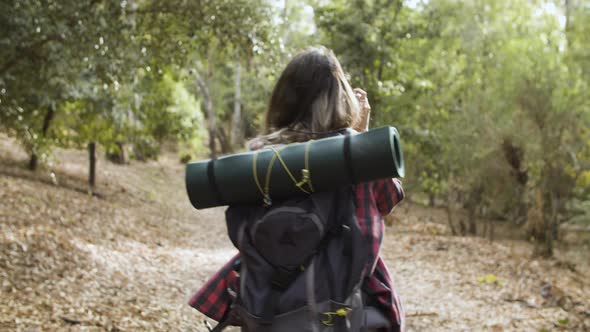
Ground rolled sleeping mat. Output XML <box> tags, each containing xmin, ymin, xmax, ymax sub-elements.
<box><xmin>186</xmin><ymin>126</ymin><xmax>404</xmax><ymax>209</ymax></box>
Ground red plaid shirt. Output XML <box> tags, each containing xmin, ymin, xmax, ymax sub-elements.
<box><xmin>189</xmin><ymin>178</ymin><xmax>405</xmax><ymax>332</ymax></box>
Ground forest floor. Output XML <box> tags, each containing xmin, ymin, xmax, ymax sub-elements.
<box><xmin>1</xmin><ymin>135</ymin><xmax>589</xmax><ymax>332</ymax></box>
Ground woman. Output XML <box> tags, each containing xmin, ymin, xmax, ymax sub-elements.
<box><xmin>189</xmin><ymin>46</ymin><xmax>405</xmax><ymax>332</ymax></box>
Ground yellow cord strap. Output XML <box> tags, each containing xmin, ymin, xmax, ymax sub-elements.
<box><xmin>271</xmin><ymin>147</ymin><xmax>311</xmax><ymax>195</ymax></box>
<box><xmin>253</xmin><ymin>148</ymin><xmax>280</xmax><ymax>206</ymax></box>
<box><xmin>252</xmin><ymin>141</ymin><xmax>315</xmax><ymax>206</ymax></box>
<box><xmin>264</xmin><ymin>151</ymin><xmax>280</xmax><ymax>203</ymax></box>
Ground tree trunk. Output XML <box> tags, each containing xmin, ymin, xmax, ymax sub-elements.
<box><xmin>217</xmin><ymin>128</ymin><xmax>232</xmax><ymax>154</ymax></box>
<box><xmin>446</xmin><ymin>177</ymin><xmax>459</xmax><ymax>235</ymax></box>
<box><xmin>466</xmin><ymin>186</ymin><xmax>483</xmax><ymax>235</ymax></box>
<box><xmin>530</xmin><ymin>176</ymin><xmax>555</xmax><ymax>258</ymax></box>
<box><xmin>231</xmin><ymin>58</ymin><xmax>242</xmax><ymax>147</ymax></box>
<box><xmin>565</xmin><ymin>0</ymin><xmax>573</xmax><ymax>37</ymax></box>
<box><xmin>29</xmin><ymin>106</ymin><xmax>55</xmax><ymax>171</ymax></box>
<box><xmin>196</xmin><ymin>70</ymin><xmax>216</xmax><ymax>158</ymax></box>
<box><xmin>468</xmin><ymin>207</ymin><xmax>477</xmax><ymax>236</ymax></box>
<box><xmin>446</xmin><ymin>203</ymin><xmax>458</xmax><ymax>236</ymax></box>
<box><xmin>28</xmin><ymin>153</ymin><xmax>38</xmax><ymax>171</ymax></box>
<box><xmin>539</xmin><ymin>189</ymin><xmax>560</xmax><ymax>257</ymax></box>
<box><xmin>428</xmin><ymin>193</ymin><xmax>435</xmax><ymax>207</ymax></box>
<box><xmin>88</xmin><ymin>142</ymin><xmax>97</xmax><ymax>190</ymax></box>
<box><xmin>206</xmin><ymin>98</ymin><xmax>216</xmax><ymax>158</ymax></box>
<box><xmin>283</xmin><ymin>0</ymin><xmax>288</xmax><ymax>19</ymax></box>
<box><xmin>106</xmin><ymin>141</ymin><xmax>127</xmax><ymax>164</ymax></box>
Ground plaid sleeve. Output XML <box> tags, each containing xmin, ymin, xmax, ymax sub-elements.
<box><xmin>355</xmin><ymin>181</ymin><xmax>405</xmax><ymax>332</ymax></box>
<box><xmin>373</xmin><ymin>178</ymin><xmax>404</xmax><ymax>217</ymax></box>
<box><xmin>188</xmin><ymin>254</ymin><xmax>240</xmax><ymax>322</ymax></box>
<box><xmin>355</xmin><ymin>183</ymin><xmax>382</xmax><ymax>275</ymax></box>
<box><xmin>365</xmin><ymin>258</ymin><xmax>404</xmax><ymax>332</ymax></box>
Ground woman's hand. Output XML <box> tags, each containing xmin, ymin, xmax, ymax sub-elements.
<box><xmin>353</xmin><ymin>88</ymin><xmax>371</xmax><ymax>132</ymax></box>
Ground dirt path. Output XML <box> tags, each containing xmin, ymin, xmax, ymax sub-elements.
<box><xmin>384</xmin><ymin>213</ymin><xmax>590</xmax><ymax>331</ymax></box>
<box><xmin>1</xmin><ymin>137</ymin><xmax>588</xmax><ymax>331</ymax></box>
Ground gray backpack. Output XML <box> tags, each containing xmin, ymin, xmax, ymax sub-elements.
<box><xmin>218</xmin><ymin>186</ymin><xmax>391</xmax><ymax>332</ymax></box>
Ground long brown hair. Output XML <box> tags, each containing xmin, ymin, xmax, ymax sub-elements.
<box><xmin>249</xmin><ymin>46</ymin><xmax>359</xmax><ymax>148</ymax></box>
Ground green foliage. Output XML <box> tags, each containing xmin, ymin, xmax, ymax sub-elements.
<box><xmin>0</xmin><ymin>0</ymin><xmax>278</xmax><ymax>164</ymax></box>
<box><xmin>313</xmin><ymin>0</ymin><xmax>590</xmax><ymax>245</ymax></box>
<box><xmin>1</xmin><ymin>0</ymin><xmax>589</xmax><ymax>251</ymax></box>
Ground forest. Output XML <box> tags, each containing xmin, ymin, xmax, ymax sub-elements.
<box><xmin>2</xmin><ymin>0</ymin><xmax>588</xmax><ymax>255</ymax></box>
<box><xmin>1</xmin><ymin>0</ymin><xmax>590</xmax><ymax>330</ymax></box>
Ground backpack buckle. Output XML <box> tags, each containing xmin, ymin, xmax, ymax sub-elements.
<box><xmin>320</xmin><ymin>307</ymin><xmax>352</xmax><ymax>326</ymax></box>
<box><xmin>263</xmin><ymin>194</ymin><xmax>272</xmax><ymax>207</ymax></box>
